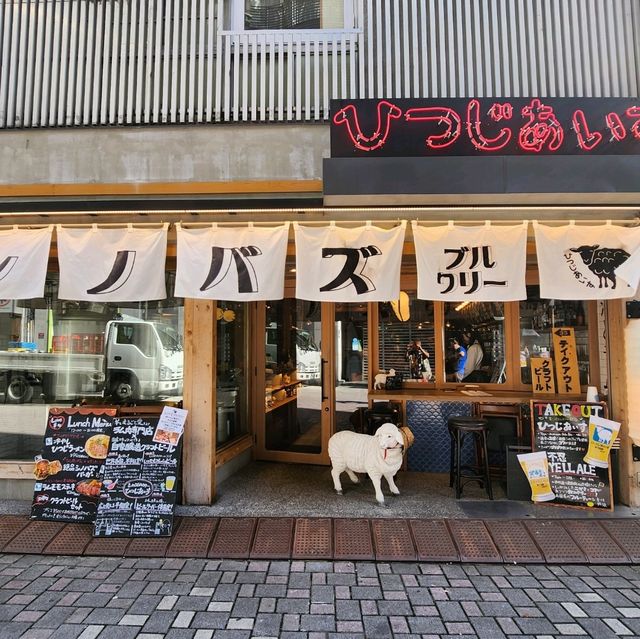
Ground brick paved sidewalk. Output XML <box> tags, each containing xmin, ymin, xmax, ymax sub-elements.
<box><xmin>2</xmin><ymin>554</ymin><xmax>640</xmax><ymax>639</ymax></box>
<box><xmin>2</xmin><ymin>515</ymin><xmax>640</xmax><ymax>564</ymax></box>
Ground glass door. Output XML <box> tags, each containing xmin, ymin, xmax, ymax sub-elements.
<box><xmin>334</xmin><ymin>303</ymin><xmax>369</xmax><ymax>433</ymax></box>
<box><xmin>256</xmin><ymin>299</ymin><xmax>331</xmax><ymax>464</ymax></box>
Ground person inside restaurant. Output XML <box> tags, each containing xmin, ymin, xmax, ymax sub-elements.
<box><xmin>461</xmin><ymin>330</ymin><xmax>486</xmax><ymax>382</ymax></box>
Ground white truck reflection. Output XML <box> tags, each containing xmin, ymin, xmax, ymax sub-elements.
<box><xmin>0</xmin><ymin>319</ymin><xmax>183</xmax><ymax>403</ymax></box>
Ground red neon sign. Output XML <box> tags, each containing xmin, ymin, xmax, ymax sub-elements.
<box><xmin>331</xmin><ymin>98</ymin><xmax>640</xmax><ymax>156</ymax></box>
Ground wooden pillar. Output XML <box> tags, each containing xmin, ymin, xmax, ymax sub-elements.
<box><xmin>607</xmin><ymin>299</ymin><xmax>634</xmax><ymax>506</ymax></box>
<box><xmin>182</xmin><ymin>298</ymin><xmax>216</xmax><ymax>504</ymax></box>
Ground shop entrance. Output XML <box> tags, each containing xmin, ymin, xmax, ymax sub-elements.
<box><xmin>255</xmin><ymin>299</ymin><xmax>368</xmax><ymax>465</ymax></box>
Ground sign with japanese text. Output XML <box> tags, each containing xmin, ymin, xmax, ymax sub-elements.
<box><xmin>412</xmin><ymin>222</ymin><xmax>527</xmax><ymax>301</ymax></box>
<box><xmin>31</xmin><ymin>407</ymin><xmax>116</xmax><ymax>523</ymax></box>
<box><xmin>175</xmin><ymin>223</ymin><xmax>290</xmax><ymax>301</ymax></box>
<box><xmin>530</xmin><ymin>401</ymin><xmax>612</xmax><ymax>510</ymax></box>
<box><xmin>330</xmin><ymin>98</ymin><xmax>640</xmax><ymax>157</ymax></box>
<box><xmin>552</xmin><ymin>328</ymin><xmax>580</xmax><ymax>395</ymax></box>
<box><xmin>531</xmin><ymin>357</ymin><xmax>556</xmax><ymax>395</ymax></box>
<box><xmin>294</xmin><ymin>222</ymin><xmax>406</xmax><ymax>302</ymax></box>
<box><xmin>58</xmin><ymin>225</ymin><xmax>168</xmax><ymax>302</ymax></box>
<box><xmin>93</xmin><ymin>416</ymin><xmax>181</xmax><ymax>537</ymax></box>
<box><xmin>534</xmin><ymin>223</ymin><xmax>640</xmax><ymax>300</ymax></box>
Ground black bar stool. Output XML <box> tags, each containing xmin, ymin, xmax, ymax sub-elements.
<box><xmin>448</xmin><ymin>416</ymin><xmax>493</xmax><ymax>500</ymax></box>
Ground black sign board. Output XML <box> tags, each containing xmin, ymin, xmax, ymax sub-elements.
<box><xmin>31</xmin><ymin>408</ymin><xmax>116</xmax><ymax>523</ymax></box>
<box><xmin>530</xmin><ymin>401</ymin><xmax>613</xmax><ymax>511</ymax></box>
<box><xmin>330</xmin><ymin>98</ymin><xmax>640</xmax><ymax>157</ymax></box>
<box><xmin>93</xmin><ymin>416</ymin><xmax>181</xmax><ymax>537</ymax></box>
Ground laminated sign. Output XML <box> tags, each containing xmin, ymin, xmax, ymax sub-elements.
<box><xmin>530</xmin><ymin>401</ymin><xmax>613</xmax><ymax>510</ymax></box>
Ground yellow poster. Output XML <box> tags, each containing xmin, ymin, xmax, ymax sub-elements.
<box><xmin>531</xmin><ymin>357</ymin><xmax>556</xmax><ymax>395</ymax></box>
<box><xmin>552</xmin><ymin>327</ymin><xmax>580</xmax><ymax>394</ymax></box>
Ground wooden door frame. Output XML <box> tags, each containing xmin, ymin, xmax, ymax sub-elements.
<box><xmin>254</xmin><ymin>299</ymin><xmax>332</xmax><ymax>465</ymax></box>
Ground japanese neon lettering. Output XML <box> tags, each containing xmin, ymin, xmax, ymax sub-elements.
<box><xmin>404</xmin><ymin>106</ymin><xmax>462</xmax><ymax>149</ymax></box>
<box><xmin>625</xmin><ymin>106</ymin><xmax>640</xmax><ymax>140</ymax></box>
<box><xmin>572</xmin><ymin>110</ymin><xmax>603</xmax><ymax>151</ymax></box>
<box><xmin>518</xmin><ymin>99</ymin><xmax>564</xmax><ymax>152</ymax></box>
<box><xmin>332</xmin><ymin>100</ymin><xmax>402</xmax><ymax>152</ymax></box>
<box><xmin>466</xmin><ymin>99</ymin><xmax>512</xmax><ymax>151</ymax></box>
<box><xmin>606</xmin><ymin>112</ymin><xmax>627</xmax><ymax>141</ymax></box>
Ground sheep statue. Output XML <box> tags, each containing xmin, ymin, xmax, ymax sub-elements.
<box><xmin>328</xmin><ymin>423</ymin><xmax>405</xmax><ymax>505</ymax></box>
<box><xmin>373</xmin><ymin>368</ymin><xmax>395</xmax><ymax>390</ymax></box>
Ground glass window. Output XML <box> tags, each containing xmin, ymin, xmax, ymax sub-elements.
<box><xmin>443</xmin><ymin>302</ymin><xmax>506</xmax><ymax>384</ymax></box>
<box><xmin>240</xmin><ymin>0</ymin><xmax>348</xmax><ymax>30</ymax></box>
<box><xmin>216</xmin><ymin>302</ymin><xmax>249</xmax><ymax>448</ymax></box>
<box><xmin>378</xmin><ymin>294</ymin><xmax>435</xmax><ymax>384</ymax></box>
<box><xmin>0</xmin><ymin>274</ymin><xmax>184</xmax><ymax>461</ymax></box>
<box><xmin>519</xmin><ymin>285</ymin><xmax>590</xmax><ymax>386</ymax></box>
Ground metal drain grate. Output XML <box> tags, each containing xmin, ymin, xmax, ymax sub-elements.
<box><xmin>292</xmin><ymin>518</ymin><xmax>332</xmax><ymax>559</ymax></box>
<box><xmin>209</xmin><ymin>518</ymin><xmax>256</xmax><ymax>559</ymax></box>
<box><xmin>125</xmin><ymin>519</ymin><xmax>182</xmax><ymax>558</ymax></box>
<box><xmin>599</xmin><ymin>520</ymin><xmax>640</xmax><ymax>562</ymax></box>
<box><xmin>447</xmin><ymin>520</ymin><xmax>501</xmax><ymax>563</ymax></box>
<box><xmin>563</xmin><ymin>520</ymin><xmax>630</xmax><ymax>564</ymax></box>
<box><xmin>0</xmin><ymin>516</ymin><xmax>30</xmax><ymax>551</ymax></box>
<box><xmin>3</xmin><ymin>521</ymin><xmax>66</xmax><ymax>555</ymax></box>
<box><xmin>333</xmin><ymin>519</ymin><xmax>374</xmax><ymax>561</ymax></box>
<box><xmin>371</xmin><ymin>519</ymin><xmax>416</xmax><ymax>561</ymax></box>
<box><xmin>166</xmin><ymin>517</ymin><xmax>218</xmax><ymax>558</ymax></box>
<box><xmin>485</xmin><ymin>520</ymin><xmax>544</xmax><ymax>564</ymax></box>
<box><xmin>250</xmin><ymin>518</ymin><xmax>294</xmax><ymax>559</ymax></box>
<box><xmin>524</xmin><ymin>520</ymin><xmax>586</xmax><ymax>563</ymax></box>
<box><xmin>409</xmin><ymin>519</ymin><xmax>459</xmax><ymax>562</ymax></box>
<box><xmin>43</xmin><ymin>524</ymin><xmax>93</xmax><ymax>556</ymax></box>
<box><xmin>85</xmin><ymin>536</ymin><xmax>132</xmax><ymax>557</ymax></box>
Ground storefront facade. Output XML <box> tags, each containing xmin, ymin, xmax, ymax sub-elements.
<box><xmin>0</xmin><ymin>0</ymin><xmax>639</xmax><ymax>509</ymax></box>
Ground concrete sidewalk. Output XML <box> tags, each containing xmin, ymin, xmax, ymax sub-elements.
<box><xmin>1</xmin><ymin>554</ymin><xmax>640</xmax><ymax>639</ymax></box>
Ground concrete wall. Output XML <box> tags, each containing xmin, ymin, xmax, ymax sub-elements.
<box><xmin>0</xmin><ymin>124</ymin><xmax>329</xmax><ymax>186</ymax></box>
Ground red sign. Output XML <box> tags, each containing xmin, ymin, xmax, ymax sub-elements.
<box><xmin>330</xmin><ymin>98</ymin><xmax>640</xmax><ymax>157</ymax></box>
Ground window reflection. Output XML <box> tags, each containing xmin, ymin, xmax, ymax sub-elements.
<box><xmin>443</xmin><ymin>302</ymin><xmax>506</xmax><ymax>384</ymax></box>
<box><xmin>379</xmin><ymin>294</ymin><xmax>435</xmax><ymax>385</ymax></box>
<box><xmin>216</xmin><ymin>302</ymin><xmax>249</xmax><ymax>447</ymax></box>
<box><xmin>0</xmin><ymin>274</ymin><xmax>184</xmax><ymax>461</ymax></box>
<box><xmin>519</xmin><ymin>285</ymin><xmax>590</xmax><ymax>386</ymax></box>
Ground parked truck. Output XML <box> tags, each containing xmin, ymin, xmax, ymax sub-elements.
<box><xmin>0</xmin><ymin>319</ymin><xmax>183</xmax><ymax>403</ymax></box>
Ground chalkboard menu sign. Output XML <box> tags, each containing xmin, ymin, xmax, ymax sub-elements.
<box><xmin>31</xmin><ymin>407</ymin><xmax>116</xmax><ymax>523</ymax></box>
<box><xmin>93</xmin><ymin>416</ymin><xmax>181</xmax><ymax>537</ymax></box>
<box><xmin>530</xmin><ymin>401</ymin><xmax>613</xmax><ymax>510</ymax></box>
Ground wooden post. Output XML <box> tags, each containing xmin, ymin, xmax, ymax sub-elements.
<box><xmin>182</xmin><ymin>298</ymin><xmax>216</xmax><ymax>505</ymax></box>
<box><xmin>607</xmin><ymin>299</ymin><xmax>634</xmax><ymax>506</ymax></box>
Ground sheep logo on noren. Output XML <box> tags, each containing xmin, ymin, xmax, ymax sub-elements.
<box><xmin>568</xmin><ymin>245</ymin><xmax>630</xmax><ymax>290</ymax></box>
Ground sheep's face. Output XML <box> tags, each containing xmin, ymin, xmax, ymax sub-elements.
<box><xmin>375</xmin><ymin>423</ymin><xmax>404</xmax><ymax>450</ymax></box>
<box><xmin>569</xmin><ymin>245</ymin><xmax>598</xmax><ymax>263</ymax></box>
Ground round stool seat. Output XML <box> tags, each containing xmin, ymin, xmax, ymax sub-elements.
<box><xmin>447</xmin><ymin>415</ymin><xmax>493</xmax><ymax>500</ymax></box>
<box><xmin>448</xmin><ymin>416</ymin><xmax>489</xmax><ymax>432</ymax></box>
